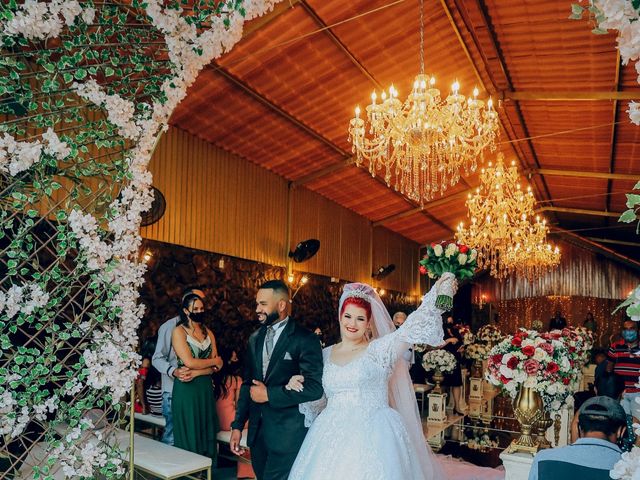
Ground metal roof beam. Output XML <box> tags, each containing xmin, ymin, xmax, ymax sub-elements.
<box><xmin>532</xmin><ymin>168</ymin><xmax>639</xmax><ymax>181</ymax></box>
<box><xmin>502</xmin><ymin>90</ymin><xmax>640</xmax><ymax>102</ymax></box>
<box><xmin>538</xmin><ymin>206</ymin><xmax>622</xmax><ymax>218</ymax></box>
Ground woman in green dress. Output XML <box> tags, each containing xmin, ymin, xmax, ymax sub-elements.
<box><xmin>171</xmin><ymin>293</ymin><xmax>223</xmax><ymax>462</ymax></box>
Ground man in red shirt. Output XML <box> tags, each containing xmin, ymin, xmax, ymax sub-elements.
<box><xmin>607</xmin><ymin>319</ymin><xmax>640</xmax><ymax>423</ymax></box>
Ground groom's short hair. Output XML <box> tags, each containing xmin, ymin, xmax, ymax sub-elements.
<box><xmin>259</xmin><ymin>280</ymin><xmax>290</xmax><ymax>300</ymax></box>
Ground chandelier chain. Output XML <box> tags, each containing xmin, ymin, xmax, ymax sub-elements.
<box><xmin>420</xmin><ymin>0</ymin><xmax>424</xmax><ymax>74</ymax></box>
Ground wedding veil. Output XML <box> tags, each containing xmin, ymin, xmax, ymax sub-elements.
<box><xmin>339</xmin><ymin>283</ymin><xmax>446</xmax><ymax>480</ymax></box>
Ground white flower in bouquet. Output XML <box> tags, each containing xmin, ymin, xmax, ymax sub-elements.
<box><xmin>469</xmin><ymin>249</ymin><xmax>478</xmax><ymax>261</ymax></box>
<box><xmin>445</xmin><ymin>243</ymin><xmax>458</xmax><ymax>258</ymax></box>
<box><xmin>458</xmin><ymin>253</ymin><xmax>468</xmax><ymax>265</ymax></box>
<box><xmin>433</xmin><ymin>244</ymin><xmax>443</xmax><ymax>257</ymax></box>
<box><xmin>422</xmin><ymin>349</ymin><xmax>456</xmax><ymax>373</ymax></box>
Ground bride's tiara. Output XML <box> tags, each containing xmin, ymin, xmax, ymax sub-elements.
<box><xmin>342</xmin><ymin>283</ymin><xmax>376</xmax><ymax>303</ymax></box>
<box><xmin>344</xmin><ymin>289</ymin><xmax>372</xmax><ymax>301</ymax></box>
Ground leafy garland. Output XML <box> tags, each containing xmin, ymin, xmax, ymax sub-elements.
<box><xmin>0</xmin><ymin>1</ymin><xmax>282</xmax><ymax>478</ymax></box>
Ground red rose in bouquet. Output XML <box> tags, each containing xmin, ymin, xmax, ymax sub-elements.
<box><xmin>507</xmin><ymin>357</ymin><xmax>519</xmax><ymax>369</ymax></box>
<box><xmin>546</xmin><ymin>362</ymin><xmax>559</xmax><ymax>374</ymax></box>
<box><xmin>522</xmin><ymin>345</ymin><xmax>535</xmax><ymax>357</ymax></box>
<box><xmin>511</xmin><ymin>336</ymin><xmax>522</xmax><ymax>347</ymax></box>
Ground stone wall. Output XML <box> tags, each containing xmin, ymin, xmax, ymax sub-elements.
<box><xmin>139</xmin><ymin>239</ymin><xmax>418</xmax><ymax>359</ymax></box>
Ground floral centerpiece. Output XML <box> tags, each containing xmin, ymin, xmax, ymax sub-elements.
<box><xmin>466</xmin><ymin>433</ymin><xmax>499</xmax><ymax>452</ymax></box>
<box><xmin>477</xmin><ymin>324</ymin><xmax>503</xmax><ymax>345</ymax></box>
<box><xmin>549</xmin><ymin>326</ymin><xmax>593</xmax><ymax>368</ymax></box>
<box><xmin>422</xmin><ymin>349</ymin><xmax>457</xmax><ymax>393</ymax></box>
<box><xmin>486</xmin><ymin>329</ymin><xmax>575</xmax><ymax>410</ymax></box>
<box><xmin>422</xmin><ymin>349</ymin><xmax>457</xmax><ymax>373</ymax></box>
<box><xmin>486</xmin><ymin>328</ymin><xmax>577</xmax><ymax>453</ymax></box>
<box><xmin>466</xmin><ymin>343</ymin><xmax>490</xmax><ymax>362</ymax></box>
<box><xmin>419</xmin><ymin>241</ymin><xmax>477</xmax><ymax>310</ymax></box>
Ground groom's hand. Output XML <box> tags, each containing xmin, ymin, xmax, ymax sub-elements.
<box><xmin>250</xmin><ymin>380</ymin><xmax>269</xmax><ymax>403</ymax></box>
<box><xmin>230</xmin><ymin>429</ymin><xmax>245</xmax><ymax>456</ymax></box>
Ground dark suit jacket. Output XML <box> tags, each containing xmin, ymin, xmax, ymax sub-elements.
<box><xmin>232</xmin><ymin>318</ymin><xmax>324</xmax><ymax>454</ymax></box>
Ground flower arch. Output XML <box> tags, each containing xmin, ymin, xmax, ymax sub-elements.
<box><xmin>0</xmin><ymin>1</ymin><xmax>282</xmax><ymax>477</ymax></box>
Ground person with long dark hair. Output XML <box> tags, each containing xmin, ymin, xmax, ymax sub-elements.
<box><xmin>441</xmin><ymin>313</ymin><xmax>466</xmax><ymax>415</ymax></box>
<box><xmin>171</xmin><ymin>293</ymin><xmax>223</xmax><ymax>461</ymax></box>
<box><xmin>215</xmin><ymin>349</ymin><xmax>255</xmax><ymax>479</ymax></box>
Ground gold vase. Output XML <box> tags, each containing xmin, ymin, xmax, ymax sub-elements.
<box><xmin>506</xmin><ymin>386</ymin><xmax>543</xmax><ymax>455</ymax></box>
<box><xmin>534</xmin><ymin>410</ymin><xmax>553</xmax><ymax>449</ymax></box>
<box><xmin>471</xmin><ymin>359</ymin><xmax>483</xmax><ymax>378</ymax></box>
<box><xmin>432</xmin><ymin>370</ymin><xmax>445</xmax><ymax>394</ymax></box>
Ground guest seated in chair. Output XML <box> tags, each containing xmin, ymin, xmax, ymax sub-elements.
<box><xmin>528</xmin><ymin>396</ymin><xmax>626</xmax><ymax>480</ymax></box>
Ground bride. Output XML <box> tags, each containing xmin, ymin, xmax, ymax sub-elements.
<box><xmin>286</xmin><ymin>274</ymin><xmax>456</xmax><ymax>480</ymax></box>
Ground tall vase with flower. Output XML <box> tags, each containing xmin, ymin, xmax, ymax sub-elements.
<box><xmin>486</xmin><ymin>329</ymin><xmax>577</xmax><ymax>453</ymax></box>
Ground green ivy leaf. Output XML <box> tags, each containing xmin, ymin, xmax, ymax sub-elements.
<box><xmin>619</xmin><ymin>209</ymin><xmax>638</xmax><ymax>223</ymax></box>
<box><xmin>74</xmin><ymin>68</ymin><xmax>87</xmax><ymax>80</ymax></box>
<box><xmin>626</xmin><ymin>193</ymin><xmax>640</xmax><ymax>208</ymax></box>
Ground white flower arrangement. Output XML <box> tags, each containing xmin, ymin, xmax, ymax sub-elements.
<box><xmin>465</xmin><ymin>343</ymin><xmax>490</xmax><ymax>362</ymax></box>
<box><xmin>611</xmin><ymin>445</ymin><xmax>640</xmax><ymax>479</ymax></box>
<box><xmin>477</xmin><ymin>324</ymin><xmax>503</xmax><ymax>343</ymax></box>
<box><xmin>422</xmin><ymin>349</ymin><xmax>457</xmax><ymax>373</ymax></box>
<box><xmin>466</xmin><ymin>433</ymin><xmax>499</xmax><ymax>452</ymax></box>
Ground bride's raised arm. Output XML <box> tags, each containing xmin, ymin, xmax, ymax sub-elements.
<box><xmin>369</xmin><ymin>272</ymin><xmax>457</xmax><ymax>370</ymax></box>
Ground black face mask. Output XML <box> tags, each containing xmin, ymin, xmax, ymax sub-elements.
<box><xmin>189</xmin><ymin>311</ymin><xmax>207</xmax><ymax>324</ymax></box>
<box><xmin>262</xmin><ymin>311</ymin><xmax>280</xmax><ymax>327</ymax></box>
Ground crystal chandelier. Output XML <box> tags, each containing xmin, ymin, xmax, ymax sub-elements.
<box><xmin>503</xmin><ymin>217</ymin><xmax>561</xmax><ymax>281</ymax></box>
<box><xmin>455</xmin><ymin>153</ymin><xmax>560</xmax><ymax>280</ymax></box>
<box><xmin>347</xmin><ymin>0</ymin><xmax>499</xmax><ymax>204</ymax></box>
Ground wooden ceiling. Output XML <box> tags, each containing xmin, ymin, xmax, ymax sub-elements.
<box><xmin>170</xmin><ymin>0</ymin><xmax>640</xmax><ymax>265</ymax></box>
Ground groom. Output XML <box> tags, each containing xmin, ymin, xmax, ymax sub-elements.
<box><xmin>230</xmin><ymin>279</ymin><xmax>324</xmax><ymax>480</ymax></box>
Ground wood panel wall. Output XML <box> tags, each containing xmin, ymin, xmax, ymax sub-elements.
<box><xmin>141</xmin><ymin>126</ymin><xmax>420</xmax><ymax>293</ymax></box>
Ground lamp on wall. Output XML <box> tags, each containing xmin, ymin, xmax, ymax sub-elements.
<box><xmin>287</xmin><ymin>272</ymin><xmax>309</xmax><ymax>302</ymax></box>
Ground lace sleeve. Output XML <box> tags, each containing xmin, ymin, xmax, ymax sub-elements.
<box><xmin>298</xmin><ymin>346</ymin><xmax>330</xmax><ymax>427</ymax></box>
<box><xmin>369</xmin><ymin>273</ymin><xmax>455</xmax><ymax>370</ymax></box>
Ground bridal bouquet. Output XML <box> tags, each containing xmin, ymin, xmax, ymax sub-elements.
<box><xmin>422</xmin><ymin>349</ymin><xmax>456</xmax><ymax>373</ymax></box>
<box><xmin>419</xmin><ymin>241</ymin><xmax>477</xmax><ymax>310</ymax></box>
<box><xmin>477</xmin><ymin>324</ymin><xmax>503</xmax><ymax>344</ymax></box>
<box><xmin>486</xmin><ymin>329</ymin><xmax>576</xmax><ymax>410</ymax></box>
<box><xmin>465</xmin><ymin>343</ymin><xmax>490</xmax><ymax>362</ymax></box>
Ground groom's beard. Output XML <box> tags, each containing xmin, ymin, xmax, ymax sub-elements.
<box><xmin>260</xmin><ymin>311</ymin><xmax>280</xmax><ymax>327</ymax></box>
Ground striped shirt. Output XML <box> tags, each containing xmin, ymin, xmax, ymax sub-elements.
<box><xmin>146</xmin><ymin>386</ymin><xmax>163</xmax><ymax>416</ymax></box>
<box><xmin>608</xmin><ymin>340</ymin><xmax>640</xmax><ymax>393</ymax></box>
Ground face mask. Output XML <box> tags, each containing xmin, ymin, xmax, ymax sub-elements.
<box><xmin>622</xmin><ymin>330</ymin><xmax>638</xmax><ymax>342</ymax></box>
<box><xmin>189</xmin><ymin>311</ymin><xmax>207</xmax><ymax>324</ymax></box>
<box><xmin>262</xmin><ymin>311</ymin><xmax>280</xmax><ymax>326</ymax></box>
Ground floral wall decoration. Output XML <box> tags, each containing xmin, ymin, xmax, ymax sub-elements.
<box><xmin>0</xmin><ymin>0</ymin><xmax>282</xmax><ymax>478</ymax></box>
<box><xmin>570</xmin><ymin>1</ymin><xmax>640</xmax><ymax>124</ymax></box>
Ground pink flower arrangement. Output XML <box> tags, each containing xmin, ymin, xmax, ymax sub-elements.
<box><xmin>486</xmin><ymin>328</ymin><xmax>576</xmax><ymax>410</ymax></box>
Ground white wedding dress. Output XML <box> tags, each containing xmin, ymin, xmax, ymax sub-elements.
<box><xmin>288</xmin><ymin>284</ymin><xmax>445</xmax><ymax>480</ymax></box>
